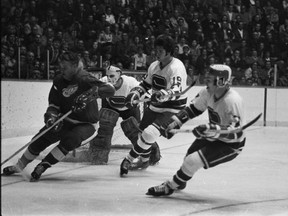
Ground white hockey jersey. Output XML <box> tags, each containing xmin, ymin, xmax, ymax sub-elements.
<box><xmin>143</xmin><ymin>57</ymin><xmax>188</xmax><ymax>113</ymax></box>
<box><xmin>101</xmin><ymin>75</ymin><xmax>139</xmax><ymax>111</ymax></box>
<box><xmin>191</xmin><ymin>87</ymin><xmax>245</xmax><ymax>143</ymax></box>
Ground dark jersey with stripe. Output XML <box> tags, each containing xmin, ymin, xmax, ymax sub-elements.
<box><xmin>47</xmin><ymin>69</ymin><xmax>107</xmax><ymax>124</ymax></box>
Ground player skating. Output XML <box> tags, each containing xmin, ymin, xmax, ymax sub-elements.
<box><xmin>89</xmin><ymin>65</ymin><xmax>160</xmax><ymax>166</ymax></box>
<box><xmin>120</xmin><ymin>34</ymin><xmax>188</xmax><ymax>175</ymax></box>
<box><xmin>146</xmin><ymin>64</ymin><xmax>247</xmax><ymax>196</ymax></box>
<box><xmin>2</xmin><ymin>51</ymin><xmax>115</xmax><ymax>181</ymax></box>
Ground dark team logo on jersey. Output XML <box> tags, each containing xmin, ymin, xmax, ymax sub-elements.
<box><xmin>151</xmin><ymin>74</ymin><xmax>167</xmax><ymax>90</ymax></box>
<box><xmin>108</xmin><ymin>96</ymin><xmax>126</xmax><ymax>108</ymax></box>
<box><xmin>208</xmin><ymin>106</ymin><xmax>220</xmax><ymax>124</ymax></box>
<box><xmin>62</xmin><ymin>84</ymin><xmax>78</xmax><ymax>97</ymax></box>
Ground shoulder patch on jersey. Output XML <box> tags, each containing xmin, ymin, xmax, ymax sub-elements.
<box><xmin>62</xmin><ymin>84</ymin><xmax>78</xmax><ymax>97</ymax></box>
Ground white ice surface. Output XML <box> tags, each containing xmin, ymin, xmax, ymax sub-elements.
<box><xmin>1</xmin><ymin>126</ymin><xmax>288</xmax><ymax>216</ymax></box>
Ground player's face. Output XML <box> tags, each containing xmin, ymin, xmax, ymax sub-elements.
<box><xmin>59</xmin><ymin>60</ymin><xmax>77</xmax><ymax>81</ymax></box>
<box><xmin>155</xmin><ymin>46</ymin><xmax>167</xmax><ymax>61</ymax></box>
<box><xmin>204</xmin><ymin>75</ymin><xmax>217</xmax><ymax>92</ymax></box>
<box><xmin>106</xmin><ymin>71</ymin><xmax>120</xmax><ymax>85</ymax></box>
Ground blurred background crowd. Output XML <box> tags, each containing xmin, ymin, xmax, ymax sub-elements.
<box><xmin>1</xmin><ymin>0</ymin><xmax>288</xmax><ymax>86</ymax></box>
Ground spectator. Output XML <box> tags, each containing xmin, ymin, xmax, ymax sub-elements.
<box><xmin>189</xmin><ymin>39</ymin><xmax>201</xmax><ymax>58</ymax></box>
<box><xmin>250</xmin><ymin>68</ymin><xmax>264</xmax><ymax>86</ymax></box>
<box><xmin>205</xmin><ymin>40</ymin><xmax>218</xmax><ymax>59</ymax></box>
<box><xmin>244</xmin><ymin>49</ymin><xmax>264</xmax><ymax>68</ymax></box>
<box><xmin>1</xmin><ymin>52</ymin><xmax>7</xmax><ymax>78</ymax></box>
<box><xmin>31</xmin><ymin>60</ymin><xmax>43</xmax><ymax>80</ymax></box>
<box><xmin>233</xmin><ymin>21</ymin><xmax>249</xmax><ymax>44</ymax></box>
<box><xmin>220</xmin><ymin>39</ymin><xmax>233</xmax><ymax>61</ymax></box>
<box><xmin>132</xmin><ymin>45</ymin><xmax>147</xmax><ymax>70</ymax></box>
<box><xmin>178</xmin><ymin>44</ymin><xmax>192</xmax><ymax>64</ymax></box>
<box><xmin>176</xmin><ymin>17</ymin><xmax>189</xmax><ymax>37</ymax></box>
<box><xmin>144</xmin><ymin>35</ymin><xmax>156</xmax><ymax>55</ymax></box>
<box><xmin>146</xmin><ymin>49</ymin><xmax>157</xmax><ymax>68</ymax></box>
<box><xmin>97</xmin><ymin>25</ymin><xmax>113</xmax><ymax>47</ymax></box>
<box><xmin>231</xmin><ymin>48</ymin><xmax>246</xmax><ymax>71</ymax></box>
<box><xmin>81</xmin><ymin>51</ymin><xmax>92</xmax><ymax>69</ymax></box>
<box><xmin>48</xmin><ymin>38</ymin><xmax>62</xmax><ymax>66</ymax></box>
<box><xmin>195</xmin><ymin>48</ymin><xmax>209</xmax><ymax>83</ymax></box>
<box><xmin>217</xmin><ymin>20</ymin><xmax>234</xmax><ymax>42</ymax></box>
<box><xmin>105</xmin><ymin>6</ymin><xmax>116</xmax><ymax>25</ymax></box>
<box><xmin>223</xmin><ymin>4</ymin><xmax>238</xmax><ymax>24</ymax></box>
<box><xmin>117</xmin><ymin>15</ymin><xmax>129</xmax><ymax>33</ymax></box>
<box><xmin>114</xmin><ymin>32</ymin><xmax>132</xmax><ymax>68</ymax></box>
<box><xmin>177</xmin><ymin>36</ymin><xmax>188</xmax><ymax>54</ymax></box>
<box><xmin>89</xmin><ymin>54</ymin><xmax>99</xmax><ymax>68</ymax></box>
<box><xmin>202</xmin><ymin>12</ymin><xmax>219</xmax><ymax>38</ymax></box>
<box><xmin>28</xmin><ymin>34</ymin><xmax>46</xmax><ymax>61</ymax></box>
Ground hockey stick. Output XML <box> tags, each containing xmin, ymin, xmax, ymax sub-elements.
<box><xmin>133</xmin><ymin>79</ymin><xmax>197</xmax><ymax>104</ymax></box>
<box><xmin>1</xmin><ymin>110</ymin><xmax>72</xmax><ymax>166</ymax></box>
<box><xmin>169</xmin><ymin>113</ymin><xmax>262</xmax><ymax>134</ymax></box>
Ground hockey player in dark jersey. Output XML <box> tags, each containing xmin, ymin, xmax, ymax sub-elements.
<box><xmin>2</xmin><ymin>51</ymin><xmax>115</xmax><ymax>181</ymax></box>
<box><xmin>120</xmin><ymin>35</ymin><xmax>188</xmax><ymax>176</ymax></box>
<box><xmin>146</xmin><ymin>64</ymin><xmax>247</xmax><ymax>196</ymax></box>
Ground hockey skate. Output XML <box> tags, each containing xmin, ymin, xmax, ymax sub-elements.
<box><xmin>129</xmin><ymin>157</ymin><xmax>149</xmax><ymax>170</ymax></box>
<box><xmin>30</xmin><ymin>162</ymin><xmax>51</xmax><ymax>182</ymax></box>
<box><xmin>120</xmin><ymin>158</ymin><xmax>131</xmax><ymax>176</ymax></box>
<box><xmin>2</xmin><ymin>165</ymin><xmax>21</xmax><ymax>176</ymax></box>
<box><xmin>146</xmin><ymin>181</ymin><xmax>175</xmax><ymax>196</ymax></box>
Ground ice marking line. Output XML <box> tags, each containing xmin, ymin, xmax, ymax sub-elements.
<box><xmin>179</xmin><ymin>197</ymin><xmax>288</xmax><ymax>216</ymax></box>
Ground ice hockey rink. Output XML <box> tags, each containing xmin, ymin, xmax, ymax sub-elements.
<box><xmin>1</xmin><ymin>125</ymin><xmax>288</xmax><ymax>216</ymax></box>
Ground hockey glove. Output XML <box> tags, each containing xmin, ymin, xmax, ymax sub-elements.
<box><xmin>192</xmin><ymin>123</ymin><xmax>221</xmax><ymax>139</ymax></box>
<box><xmin>98</xmin><ymin>83</ymin><xmax>115</xmax><ymax>98</ymax></box>
<box><xmin>125</xmin><ymin>92</ymin><xmax>139</xmax><ymax>109</ymax></box>
<box><xmin>44</xmin><ymin>112</ymin><xmax>63</xmax><ymax>132</ymax></box>
<box><xmin>151</xmin><ymin>90</ymin><xmax>170</xmax><ymax>103</ymax></box>
<box><xmin>161</xmin><ymin>108</ymin><xmax>191</xmax><ymax>139</ymax></box>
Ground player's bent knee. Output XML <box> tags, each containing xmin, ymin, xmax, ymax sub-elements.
<box><xmin>140</xmin><ymin>125</ymin><xmax>161</xmax><ymax>146</ymax></box>
<box><xmin>181</xmin><ymin>153</ymin><xmax>204</xmax><ymax>176</ymax></box>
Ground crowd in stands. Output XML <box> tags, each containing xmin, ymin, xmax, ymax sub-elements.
<box><xmin>1</xmin><ymin>0</ymin><xmax>288</xmax><ymax>86</ymax></box>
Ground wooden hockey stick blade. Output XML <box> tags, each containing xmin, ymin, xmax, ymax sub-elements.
<box><xmin>170</xmin><ymin>113</ymin><xmax>262</xmax><ymax>134</ymax></box>
<box><xmin>1</xmin><ymin>110</ymin><xmax>72</xmax><ymax>166</ymax></box>
<box><xmin>133</xmin><ymin>79</ymin><xmax>197</xmax><ymax>104</ymax></box>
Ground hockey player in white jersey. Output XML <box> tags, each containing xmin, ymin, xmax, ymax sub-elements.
<box><xmin>89</xmin><ymin>65</ymin><xmax>161</xmax><ymax>165</ymax></box>
<box><xmin>120</xmin><ymin>34</ymin><xmax>188</xmax><ymax>175</ymax></box>
<box><xmin>146</xmin><ymin>64</ymin><xmax>247</xmax><ymax>196</ymax></box>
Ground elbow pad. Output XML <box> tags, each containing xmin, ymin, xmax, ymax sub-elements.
<box><xmin>184</xmin><ymin>104</ymin><xmax>203</xmax><ymax>119</ymax></box>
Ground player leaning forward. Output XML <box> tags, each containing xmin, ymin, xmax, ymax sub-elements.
<box><xmin>147</xmin><ymin>64</ymin><xmax>246</xmax><ymax>196</ymax></box>
<box><xmin>2</xmin><ymin>51</ymin><xmax>115</xmax><ymax>181</ymax></box>
<box><xmin>120</xmin><ymin>34</ymin><xmax>188</xmax><ymax>175</ymax></box>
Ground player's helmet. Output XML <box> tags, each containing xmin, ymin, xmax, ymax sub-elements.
<box><xmin>155</xmin><ymin>34</ymin><xmax>175</xmax><ymax>55</ymax></box>
<box><xmin>106</xmin><ymin>65</ymin><xmax>122</xmax><ymax>85</ymax></box>
<box><xmin>207</xmin><ymin>64</ymin><xmax>232</xmax><ymax>87</ymax></box>
<box><xmin>107</xmin><ymin>65</ymin><xmax>122</xmax><ymax>74</ymax></box>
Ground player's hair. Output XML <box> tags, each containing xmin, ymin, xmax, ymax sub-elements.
<box><xmin>155</xmin><ymin>34</ymin><xmax>175</xmax><ymax>55</ymax></box>
<box><xmin>58</xmin><ymin>51</ymin><xmax>79</xmax><ymax>65</ymax></box>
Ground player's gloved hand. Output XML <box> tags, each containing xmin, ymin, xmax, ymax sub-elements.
<box><xmin>44</xmin><ymin>112</ymin><xmax>63</xmax><ymax>132</ymax></box>
<box><xmin>98</xmin><ymin>83</ymin><xmax>115</xmax><ymax>98</ymax></box>
<box><xmin>160</xmin><ymin>108</ymin><xmax>191</xmax><ymax>139</ymax></box>
<box><xmin>192</xmin><ymin>123</ymin><xmax>221</xmax><ymax>139</ymax></box>
<box><xmin>72</xmin><ymin>93</ymin><xmax>89</xmax><ymax>113</ymax></box>
<box><xmin>151</xmin><ymin>90</ymin><xmax>169</xmax><ymax>103</ymax></box>
<box><xmin>125</xmin><ymin>92</ymin><xmax>139</xmax><ymax>109</ymax></box>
